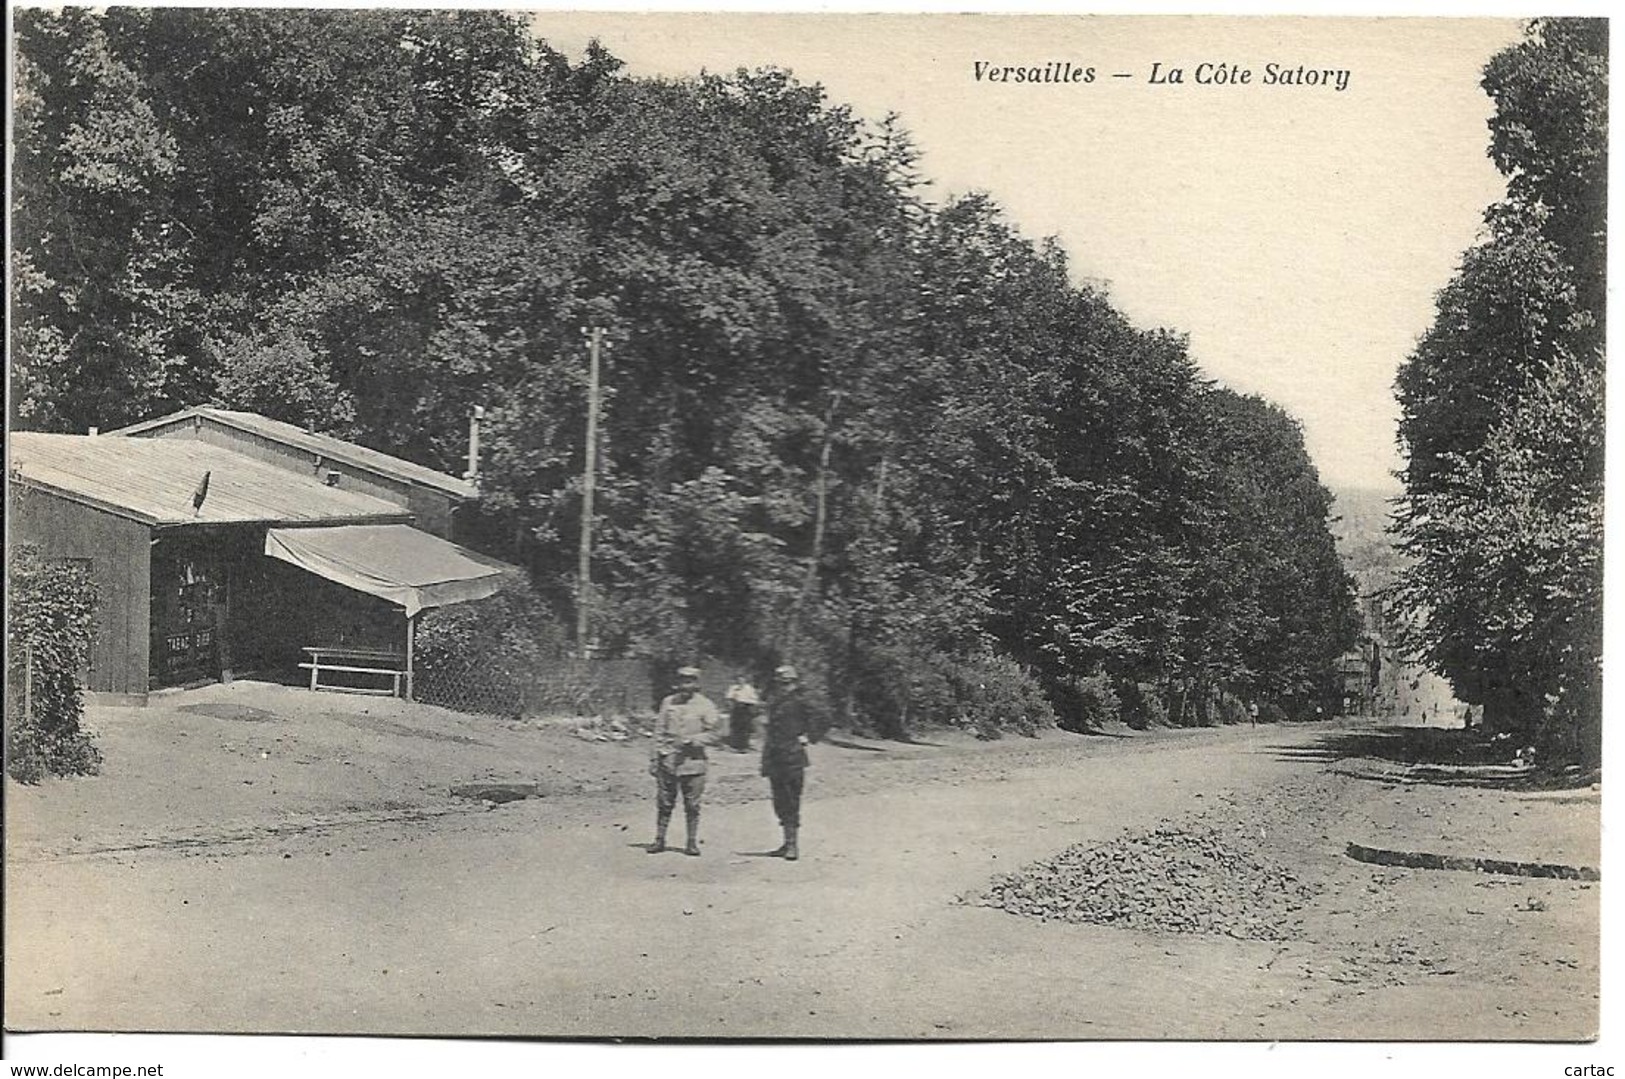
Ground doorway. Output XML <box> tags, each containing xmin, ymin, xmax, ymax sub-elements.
<box><xmin>149</xmin><ymin>534</ymin><xmax>224</xmax><ymax>689</ymax></box>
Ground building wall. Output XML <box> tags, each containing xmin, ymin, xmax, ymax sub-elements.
<box><xmin>10</xmin><ymin>487</ymin><xmax>152</xmax><ymax>695</ymax></box>
<box><xmin>230</xmin><ymin>553</ymin><xmax>405</xmax><ymax>679</ymax></box>
<box><xmin>11</xmin><ymin>481</ymin><xmax>447</xmax><ymax>700</ymax></box>
<box><xmin>139</xmin><ymin>419</ymin><xmax>458</xmax><ymax>538</ymax></box>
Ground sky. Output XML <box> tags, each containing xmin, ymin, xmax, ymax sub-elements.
<box><xmin>526</xmin><ymin>13</ymin><xmax>1525</xmax><ymax>492</ymax></box>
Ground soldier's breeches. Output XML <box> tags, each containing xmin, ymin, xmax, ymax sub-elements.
<box><xmin>655</xmin><ymin>769</ymin><xmax>706</xmax><ymax>814</ymax></box>
<box><xmin>768</xmin><ymin>768</ymin><xmax>805</xmax><ymax>828</ymax></box>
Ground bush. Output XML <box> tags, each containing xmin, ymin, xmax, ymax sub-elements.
<box><xmin>1118</xmin><ymin>680</ymin><xmax>1168</xmax><ymax>730</ymax></box>
<box><xmin>846</xmin><ymin>644</ymin><xmax>931</xmax><ymax>738</ymax></box>
<box><xmin>846</xmin><ymin>648</ymin><xmax>1054</xmax><ymax>740</ymax></box>
<box><xmin>1216</xmin><ymin>693</ymin><xmax>1250</xmax><ymax>726</ymax></box>
<box><xmin>948</xmin><ymin>653</ymin><xmax>1057</xmax><ymax>739</ymax></box>
<box><xmin>6</xmin><ymin>545</ymin><xmax>101</xmax><ymax>783</ymax></box>
<box><xmin>1053</xmin><ymin>672</ymin><xmax>1121</xmax><ymax>732</ymax></box>
<box><xmin>414</xmin><ymin>583</ymin><xmax>569</xmax><ymax>717</ymax></box>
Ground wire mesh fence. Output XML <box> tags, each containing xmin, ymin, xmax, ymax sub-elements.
<box><xmin>415</xmin><ymin>653</ymin><xmax>654</xmax><ymax>720</ymax></box>
<box><xmin>413</xmin><ymin>652</ymin><xmax>527</xmax><ymax>717</ymax></box>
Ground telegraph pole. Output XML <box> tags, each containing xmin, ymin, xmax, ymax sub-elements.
<box><xmin>576</xmin><ymin>326</ymin><xmax>603</xmax><ymax>657</ymax></box>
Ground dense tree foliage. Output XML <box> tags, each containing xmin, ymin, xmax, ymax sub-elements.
<box><xmin>1394</xmin><ymin>18</ymin><xmax>1605</xmax><ymax>765</ymax></box>
<box><xmin>12</xmin><ymin>9</ymin><xmax>1359</xmax><ymax>733</ymax></box>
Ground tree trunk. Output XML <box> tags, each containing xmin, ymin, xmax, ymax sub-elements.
<box><xmin>786</xmin><ymin>393</ymin><xmax>841</xmax><ymax>647</ymax></box>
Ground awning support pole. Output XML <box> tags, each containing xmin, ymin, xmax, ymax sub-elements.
<box><xmin>405</xmin><ymin>612</ymin><xmax>416</xmax><ymax>702</ymax></box>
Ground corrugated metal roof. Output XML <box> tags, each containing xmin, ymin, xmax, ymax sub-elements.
<box><xmin>9</xmin><ymin>432</ymin><xmax>413</xmax><ymax>528</ymax></box>
<box><xmin>109</xmin><ymin>407</ymin><xmax>478</xmax><ymax>500</ymax></box>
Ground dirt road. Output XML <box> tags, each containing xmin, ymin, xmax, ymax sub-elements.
<box><xmin>3</xmin><ymin>686</ymin><xmax>1599</xmax><ymax>1040</ymax></box>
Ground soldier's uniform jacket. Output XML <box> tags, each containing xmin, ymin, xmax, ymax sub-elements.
<box><xmin>761</xmin><ymin>690</ymin><xmax>814</xmax><ymax>775</ymax></box>
<box><xmin>652</xmin><ymin>692</ymin><xmax>720</xmax><ymax>776</ymax></box>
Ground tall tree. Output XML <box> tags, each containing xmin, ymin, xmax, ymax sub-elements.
<box><xmin>12</xmin><ymin>10</ymin><xmax>1364</xmax><ymax>737</ymax></box>
<box><xmin>1394</xmin><ymin>17</ymin><xmax>1605</xmax><ymax>764</ymax></box>
<box><xmin>11</xmin><ymin>9</ymin><xmax>197</xmax><ymax>430</ymax></box>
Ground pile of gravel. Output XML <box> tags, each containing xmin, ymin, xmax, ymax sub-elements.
<box><xmin>980</xmin><ymin>816</ymin><xmax>1322</xmax><ymax>941</ymax></box>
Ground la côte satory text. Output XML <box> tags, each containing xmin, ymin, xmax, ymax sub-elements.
<box><xmin>972</xmin><ymin>60</ymin><xmax>1352</xmax><ymax>92</ymax></box>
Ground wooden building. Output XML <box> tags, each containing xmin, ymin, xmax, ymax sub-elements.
<box><xmin>111</xmin><ymin>406</ymin><xmax>476</xmax><ymax>539</ymax></box>
<box><xmin>8</xmin><ymin>415</ymin><xmax>504</xmax><ymax>703</ymax></box>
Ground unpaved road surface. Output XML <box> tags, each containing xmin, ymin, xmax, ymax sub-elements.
<box><xmin>4</xmin><ymin>685</ymin><xmax>1599</xmax><ymax>1040</ymax></box>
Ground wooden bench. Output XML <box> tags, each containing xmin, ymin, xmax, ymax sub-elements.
<box><xmin>300</xmin><ymin>646</ymin><xmax>407</xmax><ymax>697</ymax></box>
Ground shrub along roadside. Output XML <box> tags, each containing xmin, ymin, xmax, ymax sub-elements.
<box><xmin>6</xmin><ymin>545</ymin><xmax>102</xmax><ymax>782</ymax></box>
<box><xmin>1117</xmin><ymin>680</ymin><xmax>1169</xmax><ymax>730</ymax></box>
<box><xmin>945</xmin><ymin>652</ymin><xmax>1057</xmax><ymax>740</ymax></box>
<box><xmin>413</xmin><ymin>583</ymin><xmax>569</xmax><ymax>718</ymax></box>
<box><xmin>842</xmin><ymin>647</ymin><xmax>1055</xmax><ymax>741</ymax></box>
<box><xmin>1052</xmin><ymin>672</ymin><xmax>1121</xmax><ymax>733</ymax></box>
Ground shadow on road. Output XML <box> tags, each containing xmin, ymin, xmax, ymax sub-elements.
<box><xmin>1270</xmin><ymin>725</ymin><xmax>1595</xmax><ymax>791</ymax></box>
<box><xmin>1067</xmin><ymin>726</ymin><xmax>1135</xmax><ymax>739</ymax></box>
<box><xmin>176</xmin><ymin>701</ymin><xmax>282</xmax><ymax>722</ymax></box>
<box><xmin>1273</xmin><ymin>726</ymin><xmax>1506</xmax><ymax>766</ymax></box>
<box><xmin>824</xmin><ymin>737</ymin><xmax>892</xmax><ymax>752</ymax></box>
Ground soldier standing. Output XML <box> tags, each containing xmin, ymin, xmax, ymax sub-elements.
<box><xmin>761</xmin><ymin>665</ymin><xmax>815</xmax><ymax>860</ymax></box>
<box><xmin>648</xmin><ymin>666</ymin><xmax>720</xmax><ymax>856</ymax></box>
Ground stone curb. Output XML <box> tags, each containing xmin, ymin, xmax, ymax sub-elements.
<box><xmin>1345</xmin><ymin>841</ymin><xmax>1600</xmax><ymax>881</ymax></box>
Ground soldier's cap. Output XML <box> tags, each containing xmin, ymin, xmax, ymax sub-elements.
<box><xmin>774</xmin><ymin>665</ymin><xmax>800</xmax><ymax>681</ymax></box>
<box><xmin>676</xmin><ymin>666</ymin><xmax>702</xmax><ymax>679</ymax></box>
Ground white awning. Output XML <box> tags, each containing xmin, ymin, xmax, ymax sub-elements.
<box><xmin>264</xmin><ymin>524</ymin><xmax>507</xmax><ymax>617</ymax></box>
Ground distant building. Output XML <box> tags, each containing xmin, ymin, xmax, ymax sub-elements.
<box><xmin>1335</xmin><ymin>636</ymin><xmax>1382</xmax><ymax>715</ymax></box>
<box><xmin>8</xmin><ymin>410</ymin><xmax>506</xmax><ymax>703</ymax></box>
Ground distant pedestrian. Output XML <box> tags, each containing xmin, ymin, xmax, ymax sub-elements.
<box><xmin>761</xmin><ymin>665</ymin><xmax>815</xmax><ymax>860</ymax></box>
<box><xmin>725</xmin><ymin>673</ymin><xmax>761</xmax><ymax>752</ymax></box>
<box><xmin>1248</xmin><ymin>702</ymin><xmax>1259</xmax><ymax>726</ymax></box>
<box><xmin>647</xmin><ymin>666</ymin><xmax>720</xmax><ymax>856</ymax></box>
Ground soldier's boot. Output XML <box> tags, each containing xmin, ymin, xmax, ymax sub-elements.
<box><xmin>648</xmin><ymin>811</ymin><xmax>670</xmax><ymax>854</ymax></box>
<box><xmin>683</xmin><ymin>810</ymin><xmax>701</xmax><ymax>856</ymax></box>
<box><xmin>783</xmin><ymin>826</ymin><xmax>799</xmax><ymax>861</ymax></box>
